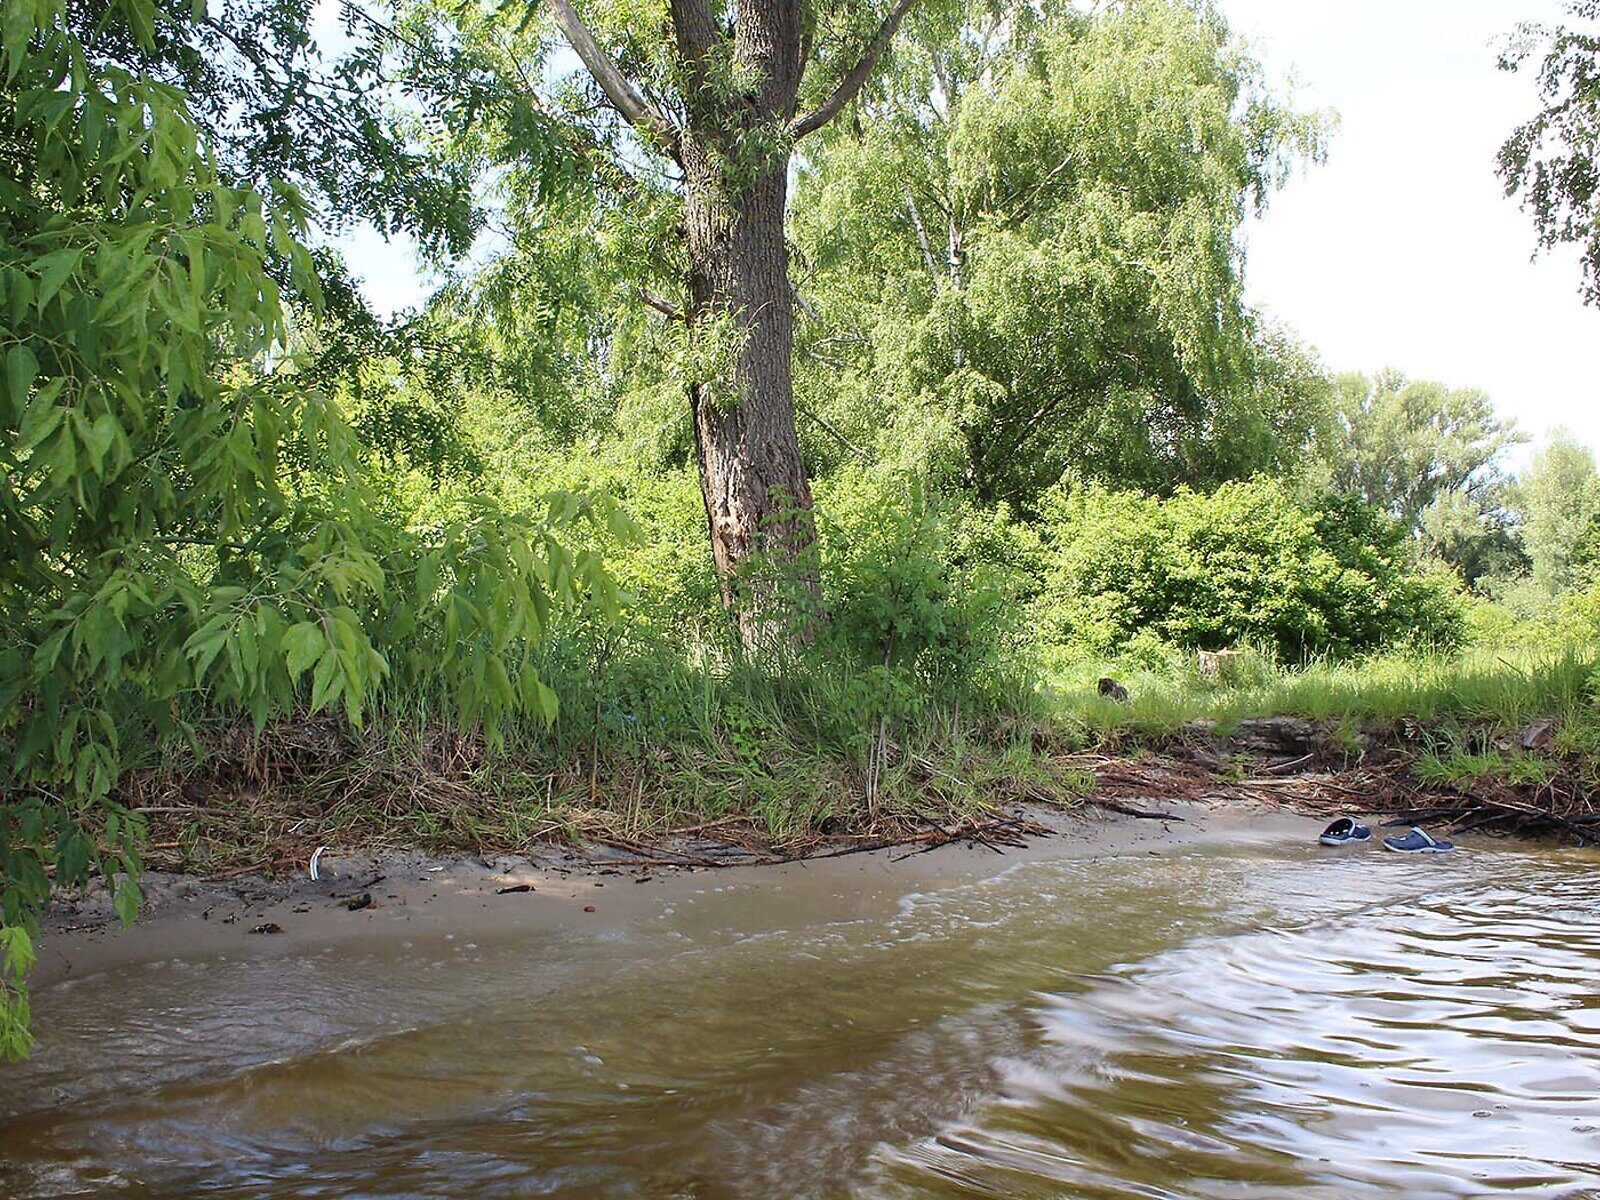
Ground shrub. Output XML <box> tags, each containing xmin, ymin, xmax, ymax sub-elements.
<box><xmin>1034</xmin><ymin>478</ymin><xmax>1464</xmax><ymax>660</ymax></box>
<box><xmin>816</xmin><ymin>477</ymin><xmax>1029</xmax><ymax>706</ymax></box>
<box><xmin>0</xmin><ymin>0</ymin><xmax>616</xmax><ymax>1056</ymax></box>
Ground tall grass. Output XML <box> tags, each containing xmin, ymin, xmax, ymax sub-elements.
<box><xmin>129</xmin><ymin>622</ymin><xmax>1600</xmax><ymax>875</ymax></box>
<box><xmin>128</xmin><ymin>624</ymin><xmax>1091</xmax><ymax>871</ymax></box>
<box><xmin>1043</xmin><ymin>643</ymin><xmax>1600</xmax><ymax>737</ymax></box>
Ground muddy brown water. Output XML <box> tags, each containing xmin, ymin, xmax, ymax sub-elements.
<box><xmin>3</xmin><ymin>816</ymin><xmax>1600</xmax><ymax>1198</ymax></box>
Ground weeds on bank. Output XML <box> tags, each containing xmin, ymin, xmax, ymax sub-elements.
<box><xmin>121</xmin><ymin>637</ymin><xmax>1094</xmax><ymax>874</ymax></box>
<box><xmin>1413</xmin><ymin>747</ymin><xmax>1554</xmax><ymax>789</ymax></box>
<box><xmin>1047</xmin><ymin>644</ymin><xmax>1599</xmax><ymax>736</ymax></box>
<box><xmin>117</xmin><ymin>633</ymin><xmax>1600</xmax><ymax>874</ymax></box>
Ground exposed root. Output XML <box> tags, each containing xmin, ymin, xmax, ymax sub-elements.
<box><xmin>113</xmin><ymin>715</ymin><xmax>1090</xmax><ymax>876</ymax></box>
<box><xmin>106</xmin><ymin>709</ymin><xmax>1600</xmax><ymax>881</ymax></box>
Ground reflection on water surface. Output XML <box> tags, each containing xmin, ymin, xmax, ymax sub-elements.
<box><xmin>3</xmin><ymin>831</ymin><xmax>1599</xmax><ymax>1198</ymax></box>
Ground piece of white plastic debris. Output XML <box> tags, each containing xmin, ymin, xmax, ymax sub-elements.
<box><xmin>309</xmin><ymin>845</ymin><xmax>329</xmax><ymax>881</ymax></box>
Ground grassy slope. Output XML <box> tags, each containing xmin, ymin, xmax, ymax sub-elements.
<box><xmin>1048</xmin><ymin>645</ymin><xmax>1594</xmax><ymax>734</ymax></box>
<box><xmin>1050</xmin><ymin>645</ymin><xmax>1600</xmax><ymax>820</ymax></box>
<box><xmin>120</xmin><ymin>643</ymin><xmax>1600</xmax><ymax>874</ymax></box>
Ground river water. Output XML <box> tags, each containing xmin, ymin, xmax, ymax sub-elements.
<box><xmin>3</xmin><ymin>819</ymin><xmax>1599</xmax><ymax>1198</ymax></box>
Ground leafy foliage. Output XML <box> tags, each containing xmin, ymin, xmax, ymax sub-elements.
<box><xmin>790</xmin><ymin>0</ymin><xmax>1330</xmax><ymax>506</ymax></box>
<box><xmin>818</xmin><ymin>476</ymin><xmax>1025</xmax><ymax>694</ymax></box>
<box><xmin>67</xmin><ymin>0</ymin><xmax>488</xmax><ymax>257</ymax></box>
<box><xmin>0</xmin><ymin>0</ymin><xmax>612</xmax><ymax>1057</ymax></box>
<box><xmin>1499</xmin><ymin>1</ymin><xmax>1600</xmax><ymax>305</ymax></box>
<box><xmin>1033</xmin><ymin>479</ymin><xmax>1464</xmax><ymax>660</ymax></box>
<box><xmin>1418</xmin><ymin>487</ymin><xmax>1527</xmax><ymax>590</ymax></box>
<box><xmin>1514</xmin><ymin>430</ymin><xmax>1600</xmax><ymax>598</ymax></box>
<box><xmin>1310</xmin><ymin>370</ymin><xmax>1523</xmax><ymax>534</ymax></box>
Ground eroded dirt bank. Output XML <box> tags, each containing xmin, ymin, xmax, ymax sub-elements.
<box><xmin>37</xmin><ymin>712</ymin><xmax>1591</xmax><ymax>984</ymax></box>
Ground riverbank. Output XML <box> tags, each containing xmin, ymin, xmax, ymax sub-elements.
<box><xmin>31</xmin><ymin>658</ymin><xmax>1593</xmax><ymax>999</ymax></box>
<box><xmin>12</xmin><ymin>796</ymin><xmax>1599</xmax><ymax>1200</ymax></box>
<box><xmin>111</xmin><ymin>705</ymin><xmax>1596</xmax><ymax>892</ymax></box>
<box><xmin>34</xmin><ymin>797</ymin><xmax>1315</xmax><ymax>989</ymax></box>
<box><xmin>44</xmin><ymin>698</ymin><xmax>1584</xmax><ymax>983</ymax></box>
<box><xmin>103</xmin><ymin>648</ymin><xmax>1593</xmax><ymax>883</ymax></box>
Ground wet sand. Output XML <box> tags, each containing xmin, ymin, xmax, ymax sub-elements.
<box><xmin>33</xmin><ymin>799</ymin><xmax>1318</xmax><ymax>988</ymax></box>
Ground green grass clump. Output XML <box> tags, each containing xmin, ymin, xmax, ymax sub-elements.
<box><xmin>1413</xmin><ymin>748</ymin><xmax>1554</xmax><ymax>789</ymax></box>
<box><xmin>1042</xmin><ymin>643</ymin><xmax>1599</xmax><ymax>740</ymax></box>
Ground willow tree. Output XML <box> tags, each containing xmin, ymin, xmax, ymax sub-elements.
<box><xmin>788</xmin><ymin>0</ymin><xmax>1329</xmax><ymax>506</ymax></box>
<box><xmin>522</xmin><ymin>0</ymin><xmax>917</xmax><ymax>644</ymax></box>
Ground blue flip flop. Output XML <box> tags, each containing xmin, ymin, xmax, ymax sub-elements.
<box><xmin>1383</xmin><ymin>827</ymin><xmax>1455</xmax><ymax>854</ymax></box>
<box><xmin>1318</xmin><ymin>817</ymin><xmax>1372</xmax><ymax>846</ymax></box>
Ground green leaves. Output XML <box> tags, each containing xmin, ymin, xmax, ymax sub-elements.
<box><xmin>34</xmin><ymin>247</ymin><xmax>82</xmax><ymax>309</ymax></box>
<box><xmin>1498</xmin><ymin>2</ymin><xmax>1600</xmax><ymax>306</ymax></box>
<box><xmin>0</xmin><ymin>0</ymin><xmax>623</xmax><ymax>1059</ymax></box>
<box><xmin>113</xmin><ymin>876</ymin><xmax>142</xmax><ymax>927</ymax></box>
<box><xmin>1</xmin><ymin>1</ymin><xmax>39</xmax><ymax>81</ymax></box>
<box><xmin>1320</xmin><ymin>371</ymin><xmax>1524</xmax><ymax>534</ymax></box>
<box><xmin>1035</xmin><ymin>479</ymin><xmax>1464</xmax><ymax>661</ymax></box>
<box><xmin>283</xmin><ymin>622</ymin><xmax>324</xmax><ymax>680</ymax></box>
<box><xmin>4</xmin><ymin>343</ymin><xmax>38</xmax><ymax>407</ymax></box>
<box><xmin>0</xmin><ymin>925</ymin><xmax>37</xmax><ymax>981</ymax></box>
<box><xmin>790</xmin><ymin>0</ymin><xmax>1330</xmax><ymax>505</ymax></box>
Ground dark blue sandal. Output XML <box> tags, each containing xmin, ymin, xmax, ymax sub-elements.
<box><xmin>1383</xmin><ymin>827</ymin><xmax>1455</xmax><ymax>853</ymax></box>
<box><xmin>1319</xmin><ymin>818</ymin><xmax>1372</xmax><ymax>846</ymax></box>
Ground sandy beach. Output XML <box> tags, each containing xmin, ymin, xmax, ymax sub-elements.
<box><xmin>31</xmin><ymin>798</ymin><xmax>1320</xmax><ymax>989</ymax></box>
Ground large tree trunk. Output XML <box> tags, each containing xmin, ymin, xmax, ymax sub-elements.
<box><xmin>671</xmin><ymin>0</ymin><xmax>820</xmax><ymax>653</ymax></box>
<box><xmin>552</xmin><ymin>0</ymin><xmax>918</xmax><ymax>651</ymax></box>
<box><xmin>681</xmin><ymin>144</ymin><xmax>818</xmax><ymax>651</ymax></box>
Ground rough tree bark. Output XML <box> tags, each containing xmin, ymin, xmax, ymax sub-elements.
<box><xmin>672</xmin><ymin>0</ymin><xmax>815</xmax><ymax>649</ymax></box>
<box><xmin>548</xmin><ymin>0</ymin><xmax>917</xmax><ymax>651</ymax></box>
<box><xmin>682</xmin><ymin>155</ymin><xmax>817</xmax><ymax>648</ymax></box>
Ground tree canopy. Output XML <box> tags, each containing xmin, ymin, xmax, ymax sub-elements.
<box><xmin>789</xmin><ymin>0</ymin><xmax>1329</xmax><ymax>507</ymax></box>
<box><xmin>1311</xmin><ymin>370</ymin><xmax>1523</xmax><ymax>534</ymax></box>
<box><xmin>1499</xmin><ymin>0</ymin><xmax>1600</xmax><ymax>305</ymax></box>
<box><xmin>1516</xmin><ymin>430</ymin><xmax>1600</xmax><ymax>598</ymax></box>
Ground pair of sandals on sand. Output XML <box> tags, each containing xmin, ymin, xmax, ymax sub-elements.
<box><xmin>1318</xmin><ymin>818</ymin><xmax>1455</xmax><ymax>853</ymax></box>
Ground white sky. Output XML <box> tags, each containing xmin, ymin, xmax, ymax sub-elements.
<box><xmin>334</xmin><ymin>0</ymin><xmax>1600</xmax><ymax>460</ymax></box>
<box><xmin>1222</xmin><ymin>0</ymin><xmax>1599</xmax><ymax>462</ymax></box>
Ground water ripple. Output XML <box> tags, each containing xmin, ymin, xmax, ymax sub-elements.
<box><xmin>6</xmin><ymin>841</ymin><xmax>1600</xmax><ymax>1198</ymax></box>
<box><xmin>872</xmin><ymin>857</ymin><xmax>1600</xmax><ymax>1198</ymax></box>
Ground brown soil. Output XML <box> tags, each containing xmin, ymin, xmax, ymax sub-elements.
<box><xmin>97</xmin><ymin>714</ymin><xmax>1597</xmax><ymax>924</ymax></box>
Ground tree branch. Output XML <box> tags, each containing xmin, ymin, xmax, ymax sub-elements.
<box><xmin>905</xmin><ymin>187</ymin><xmax>938</xmax><ymax>278</ymax></box>
<box><xmin>639</xmin><ymin>288</ymin><xmax>685</xmax><ymax>321</ymax></box>
<box><xmin>789</xmin><ymin>0</ymin><xmax>919</xmax><ymax>141</ymax></box>
<box><xmin>547</xmin><ymin>0</ymin><xmax>681</xmax><ymax>159</ymax></box>
<box><xmin>799</xmin><ymin>404</ymin><xmax>871</xmax><ymax>460</ymax></box>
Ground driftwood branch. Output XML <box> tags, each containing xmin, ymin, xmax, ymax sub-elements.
<box><xmin>547</xmin><ymin>0</ymin><xmax>681</xmax><ymax>158</ymax></box>
<box><xmin>790</xmin><ymin>0</ymin><xmax>919</xmax><ymax>140</ymax></box>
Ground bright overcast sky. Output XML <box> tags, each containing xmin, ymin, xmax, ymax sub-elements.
<box><xmin>1222</xmin><ymin>0</ymin><xmax>1599</xmax><ymax>461</ymax></box>
<box><xmin>335</xmin><ymin>0</ymin><xmax>1599</xmax><ymax>459</ymax></box>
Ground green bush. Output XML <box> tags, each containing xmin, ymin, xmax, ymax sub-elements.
<box><xmin>1034</xmin><ymin>478</ymin><xmax>1464</xmax><ymax>660</ymax></box>
<box><xmin>0</xmin><ymin>0</ymin><xmax>616</xmax><ymax>1057</ymax></box>
<box><xmin>816</xmin><ymin>477</ymin><xmax>1029</xmax><ymax>706</ymax></box>
<box><xmin>1563</xmin><ymin>579</ymin><xmax>1600</xmax><ymax>644</ymax></box>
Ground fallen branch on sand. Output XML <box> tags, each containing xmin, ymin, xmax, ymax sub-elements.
<box><xmin>1084</xmin><ymin>798</ymin><xmax>1185</xmax><ymax>821</ymax></box>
